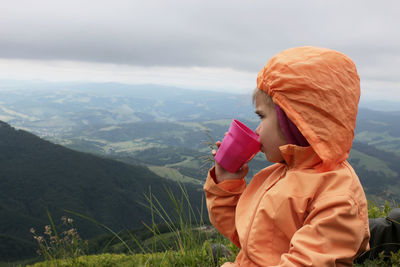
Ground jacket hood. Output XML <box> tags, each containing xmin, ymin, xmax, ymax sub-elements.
<box><xmin>257</xmin><ymin>46</ymin><xmax>360</xmax><ymax>171</ymax></box>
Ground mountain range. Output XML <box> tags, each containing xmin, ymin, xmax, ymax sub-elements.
<box><xmin>1</xmin><ymin>81</ymin><xmax>399</xmax><ymax>155</ymax></box>
<box><xmin>0</xmin><ymin>81</ymin><xmax>399</xmax><ymax>262</ymax></box>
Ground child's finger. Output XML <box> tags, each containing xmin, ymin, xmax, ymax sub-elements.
<box><xmin>212</xmin><ymin>149</ymin><xmax>217</xmax><ymax>156</ymax></box>
<box><xmin>238</xmin><ymin>163</ymin><xmax>249</xmax><ymax>176</ymax></box>
<box><xmin>216</xmin><ymin>141</ymin><xmax>222</xmax><ymax>148</ymax></box>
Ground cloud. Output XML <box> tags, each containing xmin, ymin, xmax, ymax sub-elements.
<box><xmin>1</xmin><ymin>0</ymin><xmax>400</xmax><ymax>99</ymax></box>
<box><xmin>1</xmin><ymin>1</ymin><xmax>399</xmax><ymax>68</ymax></box>
<box><xmin>0</xmin><ymin>59</ymin><xmax>255</xmax><ymax>94</ymax></box>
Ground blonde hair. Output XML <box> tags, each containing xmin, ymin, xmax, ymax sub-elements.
<box><xmin>252</xmin><ymin>88</ymin><xmax>274</xmax><ymax>108</ymax></box>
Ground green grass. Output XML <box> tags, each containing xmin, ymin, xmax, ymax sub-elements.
<box><xmin>20</xmin><ymin>185</ymin><xmax>400</xmax><ymax>267</ymax></box>
<box><xmin>28</xmin><ymin>253</ymin><xmax>167</xmax><ymax>267</ymax></box>
<box><xmin>0</xmin><ymin>258</ymin><xmax>40</xmax><ymax>267</ymax></box>
<box><xmin>26</xmin><ymin>248</ymin><xmax>400</xmax><ymax>267</ymax></box>
<box><xmin>22</xmin><ymin>182</ymin><xmax>236</xmax><ymax>267</ymax></box>
<box><xmin>28</xmin><ymin>247</ymin><xmax>235</xmax><ymax>267</ymax></box>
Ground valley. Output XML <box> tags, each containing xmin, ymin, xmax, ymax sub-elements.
<box><xmin>0</xmin><ymin>81</ymin><xmax>399</xmax><ymax>262</ymax></box>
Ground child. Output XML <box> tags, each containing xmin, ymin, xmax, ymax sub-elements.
<box><xmin>204</xmin><ymin>46</ymin><xmax>370</xmax><ymax>266</ymax></box>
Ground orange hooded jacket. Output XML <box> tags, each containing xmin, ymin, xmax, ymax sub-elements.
<box><xmin>204</xmin><ymin>47</ymin><xmax>370</xmax><ymax>266</ymax></box>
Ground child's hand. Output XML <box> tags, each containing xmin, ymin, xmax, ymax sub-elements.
<box><xmin>212</xmin><ymin>139</ymin><xmax>249</xmax><ymax>183</ymax></box>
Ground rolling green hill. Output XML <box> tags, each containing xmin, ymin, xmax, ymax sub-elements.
<box><xmin>355</xmin><ymin>108</ymin><xmax>400</xmax><ymax>156</ymax></box>
<box><xmin>1</xmin><ymin>82</ymin><xmax>399</xmax><ymax>263</ymax></box>
<box><xmin>1</xmin><ymin>82</ymin><xmax>398</xmax><ymax>157</ymax></box>
<box><xmin>0</xmin><ymin>121</ymin><xmax>204</xmax><ymax>261</ymax></box>
<box><xmin>350</xmin><ymin>142</ymin><xmax>400</xmax><ymax>200</ymax></box>
<box><xmin>41</xmin><ymin>118</ymin><xmax>400</xmax><ymax>202</ymax></box>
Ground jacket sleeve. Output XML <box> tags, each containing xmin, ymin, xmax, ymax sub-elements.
<box><xmin>274</xmin><ymin>194</ymin><xmax>370</xmax><ymax>267</ymax></box>
<box><xmin>203</xmin><ymin>166</ymin><xmax>247</xmax><ymax>248</ymax></box>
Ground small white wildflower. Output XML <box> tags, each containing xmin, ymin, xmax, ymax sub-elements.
<box><xmin>44</xmin><ymin>225</ymin><xmax>52</xmax><ymax>235</ymax></box>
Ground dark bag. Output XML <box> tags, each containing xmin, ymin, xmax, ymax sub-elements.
<box><xmin>355</xmin><ymin>208</ymin><xmax>400</xmax><ymax>263</ymax></box>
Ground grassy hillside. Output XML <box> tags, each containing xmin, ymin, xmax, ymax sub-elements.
<box><xmin>44</xmin><ymin>118</ymin><xmax>400</xmax><ymax>202</ymax></box>
<box><xmin>0</xmin><ymin>121</ymin><xmax>204</xmax><ymax>261</ymax></box>
<box><xmin>15</xmin><ymin>201</ymin><xmax>400</xmax><ymax>267</ymax></box>
<box><xmin>350</xmin><ymin>142</ymin><xmax>400</xmax><ymax>201</ymax></box>
<box><xmin>1</xmin><ymin>118</ymin><xmax>399</xmax><ymax>265</ymax></box>
<box><xmin>23</xmin><ymin>250</ymin><xmax>400</xmax><ymax>267</ymax></box>
<box><xmin>1</xmin><ymin>83</ymin><xmax>399</xmax><ymax>264</ymax></box>
<box><xmin>1</xmin><ymin>82</ymin><xmax>398</xmax><ymax>157</ymax></box>
<box><xmin>355</xmin><ymin>108</ymin><xmax>400</xmax><ymax>156</ymax></box>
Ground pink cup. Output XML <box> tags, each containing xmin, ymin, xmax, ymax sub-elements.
<box><xmin>214</xmin><ymin>119</ymin><xmax>261</xmax><ymax>173</ymax></box>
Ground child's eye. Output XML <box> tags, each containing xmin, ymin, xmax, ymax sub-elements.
<box><xmin>255</xmin><ymin>111</ymin><xmax>264</xmax><ymax>119</ymax></box>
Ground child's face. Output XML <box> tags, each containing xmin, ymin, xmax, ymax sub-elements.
<box><xmin>254</xmin><ymin>93</ymin><xmax>288</xmax><ymax>163</ymax></box>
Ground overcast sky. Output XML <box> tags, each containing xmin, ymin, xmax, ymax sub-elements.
<box><xmin>1</xmin><ymin>0</ymin><xmax>399</xmax><ymax>100</ymax></box>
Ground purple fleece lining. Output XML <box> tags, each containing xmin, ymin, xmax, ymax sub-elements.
<box><xmin>274</xmin><ymin>104</ymin><xmax>309</xmax><ymax>147</ymax></box>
